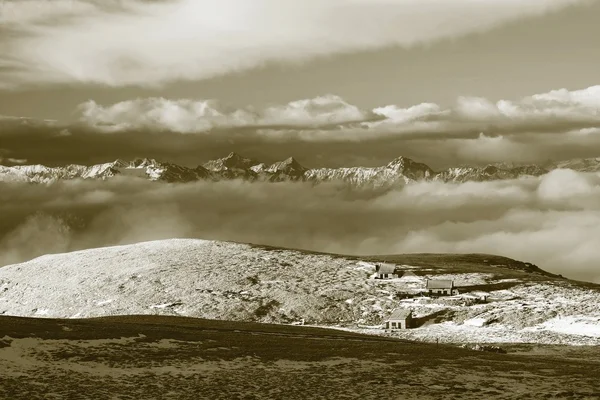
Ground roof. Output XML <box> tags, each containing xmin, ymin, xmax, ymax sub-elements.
<box><xmin>377</xmin><ymin>264</ymin><xmax>396</xmax><ymax>274</ymax></box>
<box><xmin>387</xmin><ymin>308</ymin><xmax>412</xmax><ymax>320</ymax></box>
<box><xmin>426</xmin><ymin>279</ymin><xmax>454</xmax><ymax>289</ymax></box>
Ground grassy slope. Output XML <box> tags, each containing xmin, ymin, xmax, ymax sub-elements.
<box><xmin>1</xmin><ymin>315</ymin><xmax>599</xmax><ymax>400</ymax></box>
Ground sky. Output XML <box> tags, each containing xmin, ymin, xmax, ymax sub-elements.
<box><xmin>0</xmin><ymin>0</ymin><xmax>598</xmax><ymax>120</ymax></box>
<box><xmin>2</xmin><ymin>0</ymin><xmax>600</xmax><ymax>282</ymax></box>
<box><xmin>0</xmin><ymin>0</ymin><xmax>599</xmax><ymax>169</ymax></box>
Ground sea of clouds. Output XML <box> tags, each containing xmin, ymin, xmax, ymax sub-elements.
<box><xmin>2</xmin><ymin>168</ymin><xmax>600</xmax><ymax>283</ymax></box>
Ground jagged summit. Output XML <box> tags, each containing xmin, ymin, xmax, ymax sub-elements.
<box><xmin>131</xmin><ymin>158</ymin><xmax>160</xmax><ymax>168</ymax></box>
<box><xmin>385</xmin><ymin>155</ymin><xmax>413</xmax><ymax>167</ymax></box>
<box><xmin>436</xmin><ymin>162</ymin><xmax>550</xmax><ymax>183</ymax></box>
<box><xmin>265</xmin><ymin>156</ymin><xmax>308</xmax><ymax>182</ymax></box>
<box><xmin>111</xmin><ymin>159</ymin><xmax>130</xmax><ymax>168</ymax></box>
<box><xmin>267</xmin><ymin>157</ymin><xmax>306</xmax><ymax>172</ymax></box>
<box><xmin>385</xmin><ymin>156</ymin><xmax>435</xmax><ymax>180</ymax></box>
<box><xmin>203</xmin><ymin>152</ymin><xmax>260</xmax><ymax>172</ymax></box>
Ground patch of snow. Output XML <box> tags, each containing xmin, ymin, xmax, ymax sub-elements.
<box><xmin>524</xmin><ymin>316</ymin><xmax>600</xmax><ymax>338</ymax></box>
<box><xmin>463</xmin><ymin>317</ymin><xmax>488</xmax><ymax>327</ymax></box>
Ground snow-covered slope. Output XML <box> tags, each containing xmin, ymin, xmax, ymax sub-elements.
<box><xmin>550</xmin><ymin>157</ymin><xmax>600</xmax><ymax>173</ymax></box>
<box><xmin>202</xmin><ymin>152</ymin><xmax>260</xmax><ymax>180</ymax></box>
<box><xmin>2</xmin><ymin>154</ymin><xmax>600</xmax><ymax>185</ymax></box>
<box><xmin>0</xmin><ymin>159</ymin><xmax>212</xmax><ymax>183</ymax></box>
<box><xmin>1</xmin><ymin>239</ymin><xmax>599</xmax><ymax>345</ymax></box>
<box><xmin>436</xmin><ymin>164</ymin><xmax>549</xmax><ymax>183</ymax></box>
<box><xmin>305</xmin><ymin>156</ymin><xmax>435</xmax><ymax>187</ymax></box>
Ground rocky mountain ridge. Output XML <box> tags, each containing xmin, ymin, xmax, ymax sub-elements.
<box><xmin>2</xmin><ymin>152</ymin><xmax>600</xmax><ymax>186</ymax></box>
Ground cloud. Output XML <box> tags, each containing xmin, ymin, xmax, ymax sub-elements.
<box><xmin>0</xmin><ymin>148</ymin><xmax>28</xmax><ymax>166</ymax></box>
<box><xmin>3</xmin><ymin>85</ymin><xmax>600</xmax><ymax>170</ymax></box>
<box><xmin>361</xmin><ymin>85</ymin><xmax>600</xmax><ymax>136</ymax></box>
<box><xmin>78</xmin><ymin>94</ymin><xmax>373</xmax><ymax>133</ymax></box>
<box><xmin>74</xmin><ymin>85</ymin><xmax>600</xmax><ymax>137</ymax></box>
<box><xmin>0</xmin><ymin>213</ymin><xmax>73</xmax><ymax>266</ymax></box>
<box><xmin>0</xmin><ymin>0</ymin><xmax>588</xmax><ymax>88</ymax></box>
<box><xmin>0</xmin><ymin>157</ymin><xmax>28</xmax><ymax>165</ymax></box>
<box><xmin>78</xmin><ymin>98</ymin><xmax>259</xmax><ymax>133</ymax></box>
<box><xmin>2</xmin><ymin>172</ymin><xmax>600</xmax><ymax>283</ymax></box>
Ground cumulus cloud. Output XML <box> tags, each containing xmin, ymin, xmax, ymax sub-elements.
<box><xmin>75</xmin><ymin>85</ymin><xmax>600</xmax><ymax>137</ymax></box>
<box><xmin>0</xmin><ymin>0</ymin><xmax>588</xmax><ymax>88</ymax></box>
<box><xmin>78</xmin><ymin>94</ymin><xmax>373</xmax><ymax>133</ymax></box>
<box><xmin>2</xmin><ymin>172</ymin><xmax>600</xmax><ymax>283</ymax></box>
<box><xmin>361</xmin><ymin>85</ymin><xmax>600</xmax><ymax>137</ymax></box>
<box><xmin>78</xmin><ymin>98</ymin><xmax>258</xmax><ymax>133</ymax></box>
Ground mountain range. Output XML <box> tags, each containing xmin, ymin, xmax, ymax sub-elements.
<box><xmin>1</xmin><ymin>152</ymin><xmax>600</xmax><ymax>186</ymax></box>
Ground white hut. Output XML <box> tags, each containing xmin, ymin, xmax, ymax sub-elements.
<box><xmin>385</xmin><ymin>309</ymin><xmax>413</xmax><ymax>330</ymax></box>
<box><xmin>426</xmin><ymin>279</ymin><xmax>458</xmax><ymax>296</ymax></box>
<box><xmin>375</xmin><ymin>263</ymin><xmax>398</xmax><ymax>279</ymax></box>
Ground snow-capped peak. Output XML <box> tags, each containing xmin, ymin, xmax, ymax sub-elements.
<box><xmin>267</xmin><ymin>157</ymin><xmax>306</xmax><ymax>173</ymax></box>
<box><xmin>203</xmin><ymin>152</ymin><xmax>260</xmax><ymax>172</ymax></box>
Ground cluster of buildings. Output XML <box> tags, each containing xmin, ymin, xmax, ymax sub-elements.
<box><xmin>373</xmin><ymin>263</ymin><xmax>459</xmax><ymax>331</ymax></box>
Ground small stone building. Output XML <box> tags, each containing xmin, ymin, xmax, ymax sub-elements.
<box><xmin>375</xmin><ymin>263</ymin><xmax>397</xmax><ymax>279</ymax></box>
<box><xmin>426</xmin><ymin>279</ymin><xmax>457</xmax><ymax>296</ymax></box>
<box><xmin>385</xmin><ymin>308</ymin><xmax>413</xmax><ymax>330</ymax></box>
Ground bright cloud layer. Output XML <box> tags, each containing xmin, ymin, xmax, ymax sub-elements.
<box><xmin>78</xmin><ymin>95</ymin><xmax>373</xmax><ymax>133</ymax></box>
<box><xmin>78</xmin><ymin>85</ymin><xmax>600</xmax><ymax>138</ymax></box>
<box><xmin>0</xmin><ymin>0</ymin><xmax>588</xmax><ymax>88</ymax></box>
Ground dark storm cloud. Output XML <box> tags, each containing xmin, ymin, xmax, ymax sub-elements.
<box><xmin>2</xmin><ymin>171</ymin><xmax>600</xmax><ymax>283</ymax></box>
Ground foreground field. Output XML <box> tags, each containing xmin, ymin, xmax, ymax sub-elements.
<box><xmin>1</xmin><ymin>315</ymin><xmax>600</xmax><ymax>400</ymax></box>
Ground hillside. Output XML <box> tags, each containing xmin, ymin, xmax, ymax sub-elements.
<box><xmin>1</xmin><ymin>315</ymin><xmax>599</xmax><ymax>400</ymax></box>
<box><xmin>1</xmin><ymin>239</ymin><xmax>599</xmax><ymax>346</ymax></box>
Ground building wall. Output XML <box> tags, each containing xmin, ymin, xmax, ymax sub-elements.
<box><xmin>387</xmin><ymin>319</ymin><xmax>410</xmax><ymax>330</ymax></box>
<box><xmin>429</xmin><ymin>288</ymin><xmax>452</xmax><ymax>295</ymax></box>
